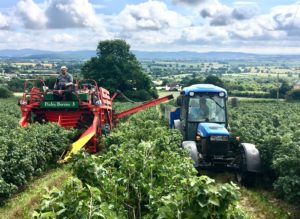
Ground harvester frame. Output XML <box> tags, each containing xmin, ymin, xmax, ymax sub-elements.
<box><xmin>19</xmin><ymin>79</ymin><xmax>173</xmax><ymax>161</ymax></box>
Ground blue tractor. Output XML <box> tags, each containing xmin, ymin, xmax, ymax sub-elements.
<box><xmin>169</xmin><ymin>84</ymin><xmax>261</xmax><ymax>187</ymax></box>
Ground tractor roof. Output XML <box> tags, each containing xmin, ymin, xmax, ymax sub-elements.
<box><xmin>182</xmin><ymin>84</ymin><xmax>227</xmax><ymax>96</ymax></box>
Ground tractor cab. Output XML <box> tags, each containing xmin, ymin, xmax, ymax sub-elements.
<box><xmin>176</xmin><ymin>84</ymin><xmax>228</xmax><ymax>142</ymax></box>
<box><xmin>169</xmin><ymin>84</ymin><xmax>261</xmax><ymax>187</ymax></box>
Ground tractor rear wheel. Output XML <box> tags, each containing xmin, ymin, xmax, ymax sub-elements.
<box><xmin>236</xmin><ymin>147</ymin><xmax>256</xmax><ymax>187</ymax></box>
<box><xmin>236</xmin><ymin>171</ymin><xmax>256</xmax><ymax>187</ymax></box>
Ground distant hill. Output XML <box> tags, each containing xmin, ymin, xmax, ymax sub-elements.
<box><xmin>132</xmin><ymin>51</ymin><xmax>259</xmax><ymax>60</ymax></box>
<box><xmin>0</xmin><ymin>49</ymin><xmax>55</xmax><ymax>57</ymax></box>
<box><xmin>0</xmin><ymin>49</ymin><xmax>97</xmax><ymax>60</ymax></box>
<box><xmin>133</xmin><ymin>51</ymin><xmax>300</xmax><ymax>61</ymax></box>
<box><xmin>0</xmin><ymin>49</ymin><xmax>300</xmax><ymax>61</ymax></box>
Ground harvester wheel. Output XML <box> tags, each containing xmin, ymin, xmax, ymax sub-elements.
<box><xmin>236</xmin><ymin>147</ymin><xmax>256</xmax><ymax>187</ymax></box>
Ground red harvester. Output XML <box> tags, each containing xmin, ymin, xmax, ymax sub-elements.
<box><xmin>19</xmin><ymin>79</ymin><xmax>173</xmax><ymax>161</ymax></box>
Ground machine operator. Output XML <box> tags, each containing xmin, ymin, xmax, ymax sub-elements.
<box><xmin>54</xmin><ymin>66</ymin><xmax>73</xmax><ymax>100</ymax></box>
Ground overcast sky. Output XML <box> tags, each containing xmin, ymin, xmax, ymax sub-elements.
<box><xmin>0</xmin><ymin>0</ymin><xmax>300</xmax><ymax>54</ymax></box>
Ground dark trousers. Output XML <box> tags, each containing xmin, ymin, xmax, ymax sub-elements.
<box><xmin>54</xmin><ymin>86</ymin><xmax>73</xmax><ymax>101</ymax></box>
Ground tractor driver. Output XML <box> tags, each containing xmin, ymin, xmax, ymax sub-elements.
<box><xmin>54</xmin><ymin>66</ymin><xmax>73</xmax><ymax>100</ymax></box>
<box><xmin>199</xmin><ymin>97</ymin><xmax>209</xmax><ymax>120</ymax></box>
<box><xmin>188</xmin><ymin>97</ymin><xmax>209</xmax><ymax>121</ymax></box>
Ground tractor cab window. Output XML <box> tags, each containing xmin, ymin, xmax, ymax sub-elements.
<box><xmin>188</xmin><ymin>94</ymin><xmax>226</xmax><ymax>124</ymax></box>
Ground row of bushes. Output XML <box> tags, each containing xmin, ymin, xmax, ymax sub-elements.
<box><xmin>34</xmin><ymin>108</ymin><xmax>245</xmax><ymax>218</ymax></box>
<box><xmin>230</xmin><ymin>102</ymin><xmax>300</xmax><ymax>202</ymax></box>
<box><xmin>286</xmin><ymin>89</ymin><xmax>300</xmax><ymax>100</ymax></box>
<box><xmin>229</xmin><ymin>90</ymin><xmax>270</xmax><ymax>98</ymax></box>
<box><xmin>0</xmin><ymin>86</ymin><xmax>13</xmax><ymax>98</ymax></box>
<box><xmin>0</xmin><ymin>99</ymin><xmax>76</xmax><ymax>204</ymax></box>
<box><xmin>229</xmin><ymin>89</ymin><xmax>300</xmax><ymax>100</ymax></box>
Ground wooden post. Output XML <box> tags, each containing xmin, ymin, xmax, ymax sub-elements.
<box><xmin>231</xmin><ymin>97</ymin><xmax>238</xmax><ymax>108</ymax></box>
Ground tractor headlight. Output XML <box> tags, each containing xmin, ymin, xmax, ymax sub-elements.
<box><xmin>210</xmin><ymin>136</ymin><xmax>228</xmax><ymax>141</ymax></box>
<box><xmin>219</xmin><ymin>92</ymin><xmax>225</xmax><ymax>97</ymax></box>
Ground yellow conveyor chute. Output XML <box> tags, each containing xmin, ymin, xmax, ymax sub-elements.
<box><xmin>60</xmin><ymin>115</ymin><xmax>99</xmax><ymax>162</ymax></box>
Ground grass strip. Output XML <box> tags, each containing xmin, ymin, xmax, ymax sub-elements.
<box><xmin>0</xmin><ymin>166</ymin><xmax>71</xmax><ymax>219</ymax></box>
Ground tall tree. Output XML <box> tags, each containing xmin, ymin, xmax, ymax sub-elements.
<box><xmin>81</xmin><ymin>40</ymin><xmax>158</xmax><ymax>101</ymax></box>
<box><xmin>203</xmin><ymin>75</ymin><xmax>224</xmax><ymax>88</ymax></box>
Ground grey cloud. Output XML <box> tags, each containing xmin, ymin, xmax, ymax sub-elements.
<box><xmin>232</xmin><ymin>6</ymin><xmax>258</xmax><ymax>20</ymax></box>
<box><xmin>265</xmin><ymin>6</ymin><xmax>300</xmax><ymax>38</ymax></box>
<box><xmin>0</xmin><ymin>13</ymin><xmax>12</xmax><ymax>30</ymax></box>
<box><xmin>46</xmin><ymin>2</ymin><xmax>82</xmax><ymax>28</ymax></box>
<box><xmin>116</xmin><ymin>1</ymin><xmax>191</xmax><ymax>32</ymax></box>
<box><xmin>15</xmin><ymin>0</ymin><xmax>47</xmax><ymax>29</ymax></box>
<box><xmin>274</xmin><ymin>22</ymin><xmax>300</xmax><ymax>38</ymax></box>
<box><xmin>210</xmin><ymin>14</ymin><xmax>233</xmax><ymax>26</ymax></box>
<box><xmin>198</xmin><ymin>1</ymin><xmax>234</xmax><ymax>24</ymax></box>
<box><xmin>6</xmin><ymin>0</ymin><xmax>300</xmax><ymax>52</ymax></box>
<box><xmin>232</xmin><ymin>9</ymin><xmax>248</xmax><ymax>20</ymax></box>
<box><xmin>273</xmin><ymin>12</ymin><xmax>295</xmax><ymax>30</ymax></box>
<box><xmin>202</xmin><ymin>5</ymin><xmax>258</xmax><ymax>26</ymax></box>
<box><xmin>200</xmin><ymin>9</ymin><xmax>212</xmax><ymax>18</ymax></box>
<box><xmin>129</xmin><ymin>10</ymin><xmax>169</xmax><ymax>30</ymax></box>
<box><xmin>45</xmin><ymin>0</ymin><xmax>98</xmax><ymax>28</ymax></box>
<box><xmin>14</xmin><ymin>0</ymin><xmax>103</xmax><ymax>29</ymax></box>
<box><xmin>286</xmin><ymin>29</ymin><xmax>300</xmax><ymax>37</ymax></box>
<box><xmin>172</xmin><ymin>0</ymin><xmax>208</xmax><ymax>6</ymax></box>
<box><xmin>180</xmin><ymin>25</ymin><xmax>230</xmax><ymax>44</ymax></box>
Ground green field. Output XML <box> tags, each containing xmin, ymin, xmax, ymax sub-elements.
<box><xmin>158</xmin><ymin>90</ymin><xmax>180</xmax><ymax>98</ymax></box>
<box><xmin>0</xmin><ymin>97</ymin><xmax>300</xmax><ymax>218</ymax></box>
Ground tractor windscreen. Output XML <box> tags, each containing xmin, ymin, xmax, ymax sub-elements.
<box><xmin>188</xmin><ymin>94</ymin><xmax>226</xmax><ymax>124</ymax></box>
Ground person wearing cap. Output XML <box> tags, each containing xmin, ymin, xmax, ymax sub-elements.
<box><xmin>54</xmin><ymin>66</ymin><xmax>73</xmax><ymax>100</ymax></box>
<box><xmin>54</xmin><ymin>66</ymin><xmax>73</xmax><ymax>90</ymax></box>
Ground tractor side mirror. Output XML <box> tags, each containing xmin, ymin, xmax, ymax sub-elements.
<box><xmin>176</xmin><ymin>96</ymin><xmax>182</xmax><ymax>106</ymax></box>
